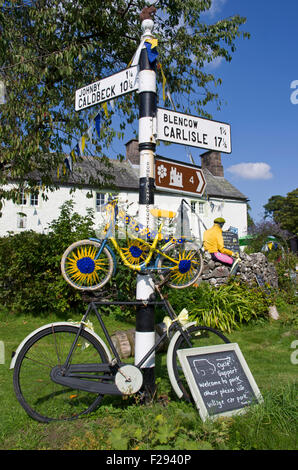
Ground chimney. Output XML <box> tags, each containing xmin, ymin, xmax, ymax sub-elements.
<box><xmin>125</xmin><ymin>139</ymin><xmax>140</xmax><ymax>165</ymax></box>
<box><xmin>200</xmin><ymin>150</ymin><xmax>224</xmax><ymax>177</ymax></box>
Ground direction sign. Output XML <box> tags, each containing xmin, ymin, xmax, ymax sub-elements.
<box><xmin>75</xmin><ymin>66</ymin><xmax>138</xmax><ymax>111</ymax></box>
<box><xmin>157</xmin><ymin>107</ymin><xmax>231</xmax><ymax>154</ymax></box>
<box><xmin>155</xmin><ymin>157</ymin><xmax>206</xmax><ymax>196</ymax></box>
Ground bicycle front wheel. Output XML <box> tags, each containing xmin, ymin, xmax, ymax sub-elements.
<box><xmin>13</xmin><ymin>325</ymin><xmax>110</xmax><ymax>423</ymax></box>
<box><xmin>61</xmin><ymin>240</ymin><xmax>114</xmax><ymax>291</ymax></box>
<box><xmin>168</xmin><ymin>324</ymin><xmax>230</xmax><ymax>401</ymax></box>
<box><xmin>158</xmin><ymin>241</ymin><xmax>203</xmax><ymax>289</ymax></box>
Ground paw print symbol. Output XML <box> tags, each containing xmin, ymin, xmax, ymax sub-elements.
<box><xmin>157</xmin><ymin>164</ymin><xmax>167</xmax><ymax>183</ymax></box>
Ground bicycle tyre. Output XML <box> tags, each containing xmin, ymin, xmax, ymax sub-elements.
<box><xmin>168</xmin><ymin>324</ymin><xmax>230</xmax><ymax>401</ymax></box>
<box><xmin>61</xmin><ymin>239</ymin><xmax>114</xmax><ymax>291</ymax></box>
<box><xmin>13</xmin><ymin>325</ymin><xmax>110</xmax><ymax>423</ymax></box>
<box><xmin>157</xmin><ymin>241</ymin><xmax>203</xmax><ymax>289</ymax></box>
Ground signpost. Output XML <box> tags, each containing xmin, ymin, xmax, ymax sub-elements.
<box><xmin>75</xmin><ymin>66</ymin><xmax>138</xmax><ymax>111</ymax></box>
<box><xmin>157</xmin><ymin>107</ymin><xmax>231</xmax><ymax>154</ymax></box>
<box><xmin>73</xmin><ymin>6</ymin><xmax>233</xmax><ymax>403</ymax></box>
<box><xmin>155</xmin><ymin>157</ymin><xmax>206</xmax><ymax>196</ymax></box>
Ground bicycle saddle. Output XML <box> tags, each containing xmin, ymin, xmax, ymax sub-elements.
<box><xmin>150</xmin><ymin>208</ymin><xmax>176</xmax><ymax>218</ymax></box>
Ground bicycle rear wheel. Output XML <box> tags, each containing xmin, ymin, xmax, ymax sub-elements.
<box><xmin>158</xmin><ymin>241</ymin><xmax>203</xmax><ymax>289</ymax></box>
<box><xmin>61</xmin><ymin>240</ymin><xmax>114</xmax><ymax>291</ymax></box>
<box><xmin>13</xmin><ymin>325</ymin><xmax>109</xmax><ymax>423</ymax></box>
<box><xmin>168</xmin><ymin>324</ymin><xmax>230</xmax><ymax>401</ymax></box>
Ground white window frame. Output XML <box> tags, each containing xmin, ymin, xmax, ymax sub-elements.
<box><xmin>18</xmin><ymin>190</ymin><xmax>27</xmax><ymax>206</ymax></box>
<box><xmin>30</xmin><ymin>192</ymin><xmax>39</xmax><ymax>206</ymax></box>
<box><xmin>95</xmin><ymin>192</ymin><xmax>106</xmax><ymax>212</ymax></box>
<box><xmin>17</xmin><ymin>213</ymin><xmax>27</xmax><ymax>229</ymax></box>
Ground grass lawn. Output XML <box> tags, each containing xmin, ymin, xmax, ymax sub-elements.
<box><xmin>0</xmin><ymin>305</ymin><xmax>297</xmax><ymax>451</ymax></box>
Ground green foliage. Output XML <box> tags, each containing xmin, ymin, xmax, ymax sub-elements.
<box><xmin>273</xmin><ymin>253</ymin><xmax>298</xmax><ymax>305</ymax></box>
<box><xmin>0</xmin><ymin>200</ymin><xmax>95</xmax><ymax>317</ymax></box>
<box><xmin>263</xmin><ymin>188</ymin><xmax>298</xmax><ymax>235</ymax></box>
<box><xmin>0</xmin><ymin>0</ymin><xmax>249</xmax><ymax>207</ymax></box>
<box><xmin>167</xmin><ymin>281</ymin><xmax>271</xmax><ymax>333</ymax></box>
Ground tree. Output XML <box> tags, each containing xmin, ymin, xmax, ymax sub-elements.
<box><xmin>264</xmin><ymin>189</ymin><xmax>298</xmax><ymax>235</ymax></box>
<box><xmin>246</xmin><ymin>202</ymin><xmax>255</xmax><ymax>231</ymax></box>
<box><xmin>0</xmin><ymin>0</ymin><xmax>249</xmax><ymax>211</ymax></box>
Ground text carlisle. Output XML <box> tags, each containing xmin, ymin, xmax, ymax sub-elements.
<box><xmin>75</xmin><ymin>66</ymin><xmax>138</xmax><ymax>111</ymax></box>
<box><xmin>157</xmin><ymin>108</ymin><xmax>231</xmax><ymax>154</ymax></box>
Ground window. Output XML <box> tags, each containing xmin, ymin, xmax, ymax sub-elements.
<box><xmin>17</xmin><ymin>213</ymin><xmax>27</xmax><ymax>229</ymax></box>
<box><xmin>190</xmin><ymin>201</ymin><xmax>205</xmax><ymax>215</ymax></box>
<box><xmin>19</xmin><ymin>190</ymin><xmax>27</xmax><ymax>205</ymax></box>
<box><xmin>198</xmin><ymin>202</ymin><xmax>204</xmax><ymax>214</ymax></box>
<box><xmin>30</xmin><ymin>193</ymin><xmax>39</xmax><ymax>206</ymax></box>
<box><xmin>96</xmin><ymin>193</ymin><xmax>105</xmax><ymax>212</ymax></box>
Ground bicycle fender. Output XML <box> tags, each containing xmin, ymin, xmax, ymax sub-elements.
<box><xmin>166</xmin><ymin>321</ymin><xmax>197</xmax><ymax>399</ymax></box>
<box><xmin>89</xmin><ymin>238</ymin><xmax>117</xmax><ymax>275</ymax></box>
<box><xmin>10</xmin><ymin>322</ymin><xmax>112</xmax><ymax>370</ymax></box>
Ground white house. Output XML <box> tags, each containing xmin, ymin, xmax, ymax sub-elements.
<box><xmin>0</xmin><ymin>139</ymin><xmax>248</xmax><ymax>244</ymax></box>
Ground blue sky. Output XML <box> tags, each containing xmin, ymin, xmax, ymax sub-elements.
<box><xmin>105</xmin><ymin>0</ymin><xmax>297</xmax><ymax>223</ymax></box>
<box><xmin>159</xmin><ymin>0</ymin><xmax>297</xmax><ymax>223</ymax></box>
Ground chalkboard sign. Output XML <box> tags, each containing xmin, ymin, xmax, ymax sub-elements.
<box><xmin>177</xmin><ymin>343</ymin><xmax>263</xmax><ymax>421</ymax></box>
<box><xmin>222</xmin><ymin>231</ymin><xmax>240</xmax><ymax>254</ymax></box>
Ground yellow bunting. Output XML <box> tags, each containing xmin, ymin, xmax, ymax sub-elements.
<box><xmin>158</xmin><ymin>63</ymin><xmax>167</xmax><ymax>102</ymax></box>
<box><xmin>146</xmin><ymin>38</ymin><xmax>158</xmax><ymax>49</ymax></box>
<box><xmin>102</xmin><ymin>102</ymin><xmax>108</xmax><ymax>118</ymax></box>
<box><xmin>80</xmin><ymin>135</ymin><xmax>86</xmax><ymax>155</ymax></box>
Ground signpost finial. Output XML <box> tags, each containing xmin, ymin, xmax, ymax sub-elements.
<box><xmin>139</xmin><ymin>5</ymin><xmax>156</xmax><ymax>22</ymax></box>
<box><xmin>140</xmin><ymin>6</ymin><xmax>156</xmax><ymax>38</ymax></box>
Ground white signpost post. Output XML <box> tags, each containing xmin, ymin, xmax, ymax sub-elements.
<box><xmin>75</xmin><ymin>66</ymin><xmax>139</xmax><ymax>111</ymax></box>
<box><xmin>157</xmin><ymin>107</ymin><xmax>231</xmax><ymax>154</ymax></box>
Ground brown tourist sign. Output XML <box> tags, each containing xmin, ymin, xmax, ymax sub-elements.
<box><xmin>155</xmin><ymin>157</ymin><xmax>206</xmax><ymax>196</ymax></box>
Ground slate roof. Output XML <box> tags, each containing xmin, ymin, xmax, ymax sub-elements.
<box><xmin>64</xmin><ymin>156</ymin><xmax>139</xmax><ymax>190</ymax></box>
<box><xmin>59</xmin><ymin>155</ymin><xmax>248</xmax><ymax>200</ymax></box>
<box><xmin>7</xmin><ymin>153</ymin><xmax>247</xmax><ymax>201</ymax></box>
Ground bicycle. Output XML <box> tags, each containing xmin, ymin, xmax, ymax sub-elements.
<box><xmin>11</xmin><ymin>282</ymin><xmax>230</xmax><ymax>423</ymax></box>
<box><xmin>60</xmin><ymin>198</ymin><xmax>204</xmax><ymax>291</ymax></box>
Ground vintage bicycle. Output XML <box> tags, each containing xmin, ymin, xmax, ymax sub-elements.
<box><xmin>11</xmin><ymin>283</ymin><xmax>230</xmax><ymax>423</ymax></box>
<box><xmin>60</xmin><ymin>198</ymin><xmax>204</xmax><ymax>291</ymax></box>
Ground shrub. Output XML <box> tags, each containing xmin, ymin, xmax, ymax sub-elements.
<box><xmin>167</xmin><ymin>281</ymin><xmax>271</xmax><ymax>333</ymax></box>
<box><xmin>0</xmin><ymin>201</ymin><xmax>95</xmax><ymax>317</ymax></box>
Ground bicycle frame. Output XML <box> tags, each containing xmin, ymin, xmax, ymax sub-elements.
<box><xmin>65</xmin><ymin>296</ymin><xmax>194</xmax><ymax>372</ymax></box>
<box><xmin>90</xmin><ymin>200</ymin><xmax>182</xmax><ymax>273</ymax></box>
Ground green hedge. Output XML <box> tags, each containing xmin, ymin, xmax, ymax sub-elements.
<box><xmin>0</xmin><ymin>201</ymin><xmax>95</xmax><ymax>317</ymax></box>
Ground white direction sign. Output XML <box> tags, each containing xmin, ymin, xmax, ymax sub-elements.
<box><xmin>157</xmin><ymin>107</ymin><xmax>231</xmax><ymax>154</ymax></box>
<box><xmin>155</xmin><ymin>157</ymin><xmax>206</xmax><ymax>196</ymax></box>
<box><xmin>75</xmin><ymin>66</ymin><xmax>138</xmax><ymax>111</ymax></box>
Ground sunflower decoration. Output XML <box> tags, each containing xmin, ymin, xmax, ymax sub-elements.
<box><xmin>168</xmin><ymin>247</ymin><xmax>201</xmax><ymax>287</ymax></box>
<box><xmin>64</xmin><ymin>244</ymin><xmax>109</xmax><ymax>287</ymax></box>
<box><xmin>122</xmin><ymin>239</ymin><xmax>149</xmax><ymax>265</ymax></box>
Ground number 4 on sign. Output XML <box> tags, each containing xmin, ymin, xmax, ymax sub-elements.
<box><xmin>189</xmin><ymin>172</ymin><xmax>204</xmax><ymax>192</ymax></box>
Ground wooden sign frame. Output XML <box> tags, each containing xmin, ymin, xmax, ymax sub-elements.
<box><xmin>177</xmin><ymin>343</ymin><xmax>263</xmax><ymax>421</ymax></box>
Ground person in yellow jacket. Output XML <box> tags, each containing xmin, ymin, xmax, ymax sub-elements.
<box><xmin>203</xmin><ymin>217</ymin><xmax>240</xmax><ymax>275</ymax></box>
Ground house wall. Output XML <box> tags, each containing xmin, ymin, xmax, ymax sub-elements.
<box><xmin>0</xmin><ymin>183</ymin><xmax>248</xmax><ymax>244</ymax></box>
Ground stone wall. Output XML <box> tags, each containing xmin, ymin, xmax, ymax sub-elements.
<box><xmin>201</xmin><ymin>251</ymin><xmax>279</xmax><ymax>288</ymax></box>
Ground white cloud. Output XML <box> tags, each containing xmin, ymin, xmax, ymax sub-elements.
<box><xmin>227</xmin><ymin>162</ymin><xmax>273</xmax><ymax>180</ymax></box>
<box><xmin>205</xmin><ymin>0</ymin><xmax>228</xmax><ymax>18</ymax></box>
<box><xmin>204</xmin><ymin>56</ymin><xmax>224</xmax><ymax>70</ymax></box>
